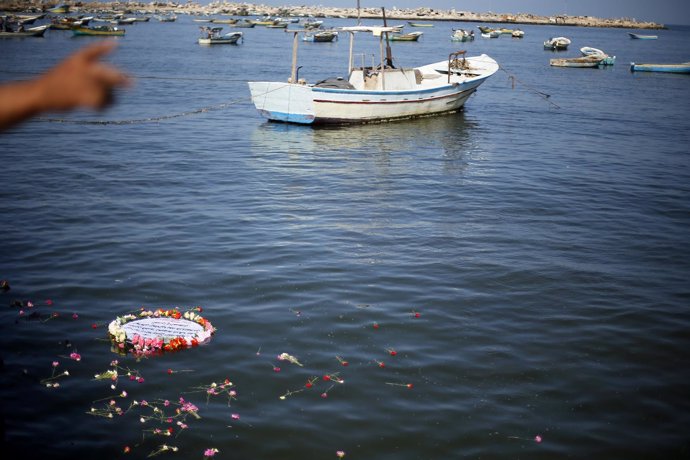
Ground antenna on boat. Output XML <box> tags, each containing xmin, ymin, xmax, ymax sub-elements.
<box><xmin>381</xmin><ymin>7</ymin><xmax>394</xmax><ymax>68</ymax></box>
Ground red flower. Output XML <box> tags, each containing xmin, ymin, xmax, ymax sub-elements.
<box><xmin>123</xmin><ymin>446</ymin><xmax>131</xmax><ymax>454</ymax></box>
<box><xmin>323</xmin><ymin>375</ymin><xmax>331</xmax><ymax>381</ymax></box>
<box><xmin>167</xmin><ymin>368</ymin><xmax>173</xmax><ymax>375</ymax></box>
<box><xmin>388</xmin><ymin>349</ymin><xmax>397</xmax><ymax>356</ymax></box>
<box><xmin>406</xmin><ymin>383</ymin><xmax>413</xmax><ymax>389</ymax></box>
<box><xmin>413</xmin><ymin>312</ymin><xmax>421</xmax><ymax>318</ymax></box>
<box><xmin>373</xmin><ymin>322</ymin><xmax>380</xmax><ymax>329</ymax></box>
<box><xmin>378</xmin><ymin>362</ymin><xmax>385</xmax><ymax>368</ymax></box>
<box><xmin>305</xmin><ymin>382</ymin><xmax>313</xmax><ymax>388</ymax></box>
<box><xmin>91</xmin><ymin>323</ymin><xmax>99</xmax><ymax>329</ymax></box>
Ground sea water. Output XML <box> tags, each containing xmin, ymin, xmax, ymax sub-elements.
<box><xmin>1</xmin><ymin>18</ymin><xmax>689</xmax><ymax>460</ymax></box>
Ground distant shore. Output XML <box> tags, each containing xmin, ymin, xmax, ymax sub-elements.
<box><xmin>1</xmin><ymin>1</ymin><xmax>665</xmax><ymax>29</ymax></box>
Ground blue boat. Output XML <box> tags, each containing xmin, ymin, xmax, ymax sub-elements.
<box><xmin>630</xmin><ymin>62</ymin><xmax>690</xmax><ymax>73</ymax></box>
<box><xmin>628</xmin><ymin>33</ymin><xmax>658</xmax><ymax>40</ymax></box>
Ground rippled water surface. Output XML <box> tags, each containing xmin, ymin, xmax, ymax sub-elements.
<box><xmin>1</xmin><ymin>17</ymin><xmax>690</xmax><ymax>460</ymax></box>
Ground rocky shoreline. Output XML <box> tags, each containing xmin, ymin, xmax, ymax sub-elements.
<box><xmin>1</xmin><ymin>1</ymin><xmax>665</xmax><ymax>29</ymax></box>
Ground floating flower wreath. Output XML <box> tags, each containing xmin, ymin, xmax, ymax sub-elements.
<box><xmin>108</xmin><ymin>308</ymin><xmax>215</xmax><ymax>355</ymax></box>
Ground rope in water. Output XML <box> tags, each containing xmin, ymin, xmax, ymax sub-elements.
<box><xmin>498</xmin><ymin>65</ymin><xmax>560</xmax><ymax>109</ymax></box>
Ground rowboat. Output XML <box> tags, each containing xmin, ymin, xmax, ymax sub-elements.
<box><xmin>389</xmin><ymin>31</ymin><xmax>423</xmax><ymax>41</ymax></box>
<box><xmin>580</xmin><ymin>47</ymin><xmax>616</xmax><ymax>65</ymax></box>
<box><xmin>302</xmin><ymin>30</ymin><xmax>338</xmax><ymax>42</ymax></box>
<box><xmin>211</xmin><ymin>18</ymin><xmax>238</xmax><ymax>24</ymax></box>
<box><xmin>544</xmin><ymin>36</ymin><xmax>571</xmax><ymax>50</ymax></box>
<box><xmin>550</xmin><ymin>55</ymin><xmax>603</xmax><ymax>68</ymax></box>
<box><xmin>248</xmin><ymin>25</ymin><xmax>498</xmax><ymax>125</ymax></box>
<box><xmin>630</xmin><ymin>62</ymin><xmax>690</xmax><ymax>73</ymax></box>
<box><xmin>477</xmin><ymin>25</ymin><xmax>494</xmax><ymax>34</ymax></box>
<box><xmin>72</xmin><ymin>25</ymin><xmax>125</xmax><ymax>36</ymax></box>
<box><xmin>408</xmin><ymin>22</ymin><xmax>433</xmax><ymax>27</ymax></box>
<box><xmin>481</xmin><ymin>30</ymin><xmax>500</xmax><ymax>38</ymax></box>
<box><xmin>198</xmin><ymin>27</ymin><xmax>242</xmax><ymax>45</ymax></box>
<box><xmin>629</xmin><ymin>33</ymin><xmax>658</xmax><ymax>40</ymax></box>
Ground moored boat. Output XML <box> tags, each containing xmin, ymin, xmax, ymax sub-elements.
<box><xmin>389</xmin><ymin>31</ymin><xmax>423</xmax><ymax>41</ymax></box>
<box><xmin>550</xmin><ymin>55</ymin><xmax>603</xmax><ymax>68</ymax></box>
<box><xmin>302</xmin><ymin>30</ymin><xmax>338</xmax><ymax>42</ymax></box>
<box><xmin>408</xmin><ymin>21</ymin><xmax>433</xmax><ymax>27</ymax></box>
<box><xmin>72</xmin><ymin>25</ymin><xmax>125</xmax><ymax>36</ymax></box>
<box><xmin>511</xmin><ymin>29</ymin><xmax>524</xmax><ymax>38</ymax></box>
<box><xmin>629</xmin><ymin>33</ymin><xmax>658</xmax><ymax>40</ymax></box>
<box><xmin>451</xmin><ymin>29</ymin><xmax>474</xmax><ymax>42</ymax></box>
<box><xmin>248</xmin><ymin>25</ymin><xmax>498</xmax><ymax>125</ymax></box>
<box><xmin>198</xmin><ymin>26</ymin><xmax>242</xmax><ymax>45</ymax></box>
<box><xmin>230</xmin><ymin>20</ymin><xmax>256</xmax><ymax>28</ymax></box>
<box><xmin>0</xmin><ymin>24</ymin><xmax>49</xmax><ymax>37</ymax></box>
<box><xmin>544</xmin><ymin>36</ymin><xmax>571</xmax><ymax>50</ymax></box>
<box><xmin>580</xmin><ymin>46</ymin><xmax>616</xmax><ymax>65</ymax></box>
<box><xmin>630</xmin><ymin>62</ymin><xmax>690</xmax><ymax>73</ymax></box>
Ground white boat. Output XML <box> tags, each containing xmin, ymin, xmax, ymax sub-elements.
<box><xmin>544</xmin><ymin>36</ymin><xmax>571</xmax><ymax>50</ymax></box>
<box><xmin>248</xmin><ymin>25</ymin><xmax>498</xmax><ymax>125</ymax></box>
<box><xmin>511</xmin><ymin>29</ymin><xmax>524</xmax><ymax>38</ymax></box>
<box><xmin>580</xmin><ymin>46</ymin><xmax>616</xmax><ymax>65</ymax></box>
<box><xmin>198</xmin><ymin>27</ymin><xmax>243</xmax><ymax>45</ymax></box>
<box><xmin>451</xmin><ymin>29</ymin><xmax>474</xmax><ymax>42</ymax></box>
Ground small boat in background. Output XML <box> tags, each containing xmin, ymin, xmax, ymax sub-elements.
<box><xmin>198</xmin><ymin>26</ymin><xmax>242</xmax><ymax>45</ymax></box>
<box><xmin>477</xmin><ymin>25</ymin><xmax>493</xmax><ymax>34</ymax></box>
<box><xmin>550</xmin><ymin>55</ymin><xmax>603</xmax><ymax>68</ymax></box>
<box><xmin>511</xmin><ymin>29</ymin><xmax>524</xmax><ymax>38</ymax></box>
<box><xmin>629</xmin><ymin>33</ymin><xmax>658</xmax><ymax>40</ymax></box>
<box><xmin>0</xmin><ymin>24</ymin><xmax>49</xmax><ymax>38</ymax></box>
<box><xmin>390</xmin><ymin>31</ymin><xmax>423</xmax><ymax>41</ymax></box>
<box><xmin>303</xmin><ymin>30</ymin><xmax>338</xmax><ymax>42</ymax></box>
<box><xmin>211</xmin><ymin>18</ymin><xmax>238</xmax><ymax>24</ymax></box>
<box><xmin>408</xmin><ymin>21</ymin><xmax>433</xmax><ymax>27</ymax></box>
<box><xmin>230</xmin><ymin>20</ymin><xmax>256</xmax><ymax>28</ymax></box>
<box><xmin>544</xmin><ymin>36</ymin><xmax>571</xmax><ymax>50</ymax></box>
<box><xmin>580</xmin><ymin>46</ymin><xmax>616</xmax><ymax>65</ymax></box>
<box><xmin>630</xmin><ymin>62</ymin><xmax>690</xmax><ymax>73</ymax></box>
<box><xmin>154</xmin><ymin>14</ymin><xmax>177</xmax><ymax>22</ymax></box>
<box><xmin>481</xmin><ymin>30</ymin><xmax>500</xmax><ymax>39</ymax></box>
<box><xmin>72</xmin><ymin>25</ymin><xmax>125</xmax><ymax>36</ymax></box>
<box><xmin>451</xmin><ymin>29</ymin><xmax>474</xmax><ymax>42</ymax></box>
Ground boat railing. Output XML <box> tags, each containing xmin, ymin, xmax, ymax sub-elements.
<box><xmin>447</xmin><ymin>51</ymin><xmax>468</xmax><ymax>83</ymax></box>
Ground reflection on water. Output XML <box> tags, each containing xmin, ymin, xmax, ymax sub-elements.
<box><xmin>250</xmin><ymin>113</ymin><xmax>484</xmax><ymax>173</ymax></box>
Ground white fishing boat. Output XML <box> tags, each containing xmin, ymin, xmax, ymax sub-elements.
<box><xmin>198</xmin><ymin>27</ymin><xmax>243</xmax><ymax>45</ymax></box>
<box><xmin>248</xmin><ymin>25</ymin><xmax>498</xmax><ymax>125</ymax></box>
<box><xmin>451</xmin><ymin>29</ymin><xmax>474</xmax><ymax>42</ymax></box>
<box><xmin>544</xmin><ymin>36</ymin><xmax>571</xmax><ymax>50</ymax></box>
<box><xmin>580</xmin><ymin>46</ymin><xmax>616</xmax><ymax>65</ymax></box>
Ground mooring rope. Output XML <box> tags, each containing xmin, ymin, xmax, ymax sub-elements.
<box><xmin>37</xmin><ymin>98</ymin><xmax>247</xmax><ymax>125</ymax></box>
<box><xmin>498</xmin><ymin>65</ymin><xmax>560</xmax><ymax>109</ymax></box>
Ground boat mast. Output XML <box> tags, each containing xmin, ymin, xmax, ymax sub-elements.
<box><xmin>381</xmin><ymin>7</ymin><xmax>394</xmax><ymax>68</ymax></box>
<box><xmin>356</xmin><ymin>0</ymin><xmax>361</xmax><ymax>25</ymax></box>
<box><xmin>289</xmin><ymin>30</ymin><xmax>300</xmax><ymax>83</ymax></box>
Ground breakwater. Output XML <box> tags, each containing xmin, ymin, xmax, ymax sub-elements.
<box><xmin>1</xmin><ymin>1</ymin><xmax>665</xmax><ymax>29</ymax></box>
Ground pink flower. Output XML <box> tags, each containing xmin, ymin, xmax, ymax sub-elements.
<box><xmin>52</xmin><ymin>361</ymin><xmax>59</xmax><ymax>368</ymax></box>
<box><xmin>69</xmin><ymin>352</ymin><xmax>81</xmax><ymax>361</ymax></box>
<box><xmin>45</xmin><ymin>299</ymin><xmax>53</xmax><ymax>306</ymax></box>
<box><xmin>321</xmin><ymin>392</ymin><xmax>328</xmax><ymax>398</ymax></box>
<box><xmin>231</xmin><ymin>413</ymin><xmax>240</xmax><ymax>420</ymax></box>
<box><xmin>535</xmin><ymin>435</ymin><xmax>543</xmax><ymax>443</ymax></box>
<box><xmin>337</xmin><ymin>451</ymin><xmax>346</xmax><ymax>458</ymax></box>
<box><xmin>273</xmin><ymin>366</ymin><xmax>281</xmax><ymax>372</ymax></box>
<box><xmin>72</xmin><ymin>313</ymin><xmax>79</xmax><ymax>319</ymax></box>
<box><xmin>204</xmin><ymin>448</ymin><xmax>219</xmax><ymax>457</ymax></box>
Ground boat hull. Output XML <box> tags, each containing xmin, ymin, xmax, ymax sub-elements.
<box><xmin>249</xmin><ymin>56</ymin><xmax>497</xmax><ymax>125</ymax></box>
<box><xmin>630</xmin><ymin>62</ymin><xmax>690</xmax><ymax>73</ymax></box>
